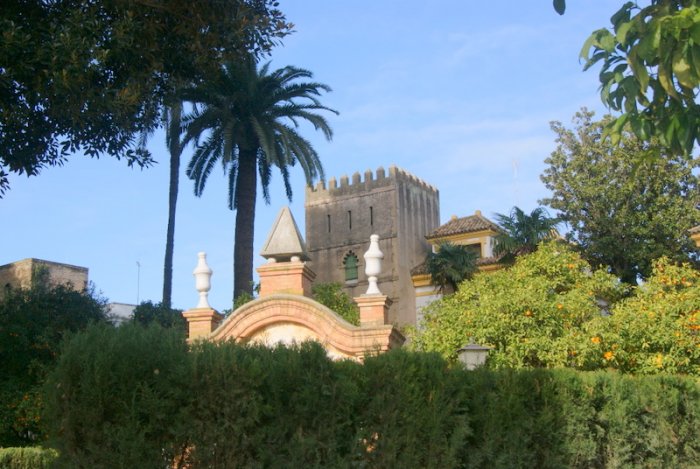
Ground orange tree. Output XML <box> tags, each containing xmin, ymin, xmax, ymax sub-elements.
<box><xmin>408</xmin><ymin>242</ymin><xmax>626</xmax><ymax>368</ymax></box>
<box><xmin>583</xmin><ymin>258</ymin><xmax>700</xmax><ymax>375</ymax></box>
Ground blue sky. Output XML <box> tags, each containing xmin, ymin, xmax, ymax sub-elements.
<box><xmin>1</xmin><ymin>1</ymin><xmax>622</xmax><ymax>311</ymax></box>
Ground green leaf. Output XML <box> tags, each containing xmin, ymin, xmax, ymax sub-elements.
<box><xmin>611</xmin><ymin>2</ymin><xmax>635</xmax><ymax>28</ymax></box>
<box><xmin>690</xmin><ymin>22</ymin><xmax>700</xmax><ymax>44</ymax></box>
<box><xmin>658</xmin><ymin>65</ymin><xmax>680</xmax><ymax>100</ymax></box>
<box><xmin>597</xmin><ymin>30</ymin><xmax>617</xmax><ymax>53</ymax></box>
<box><xmin>628</xmin><ymin>48</ymin><xmax>650</xmax><ymax>91</ymax></box>
<box><xmin>621</xmin><ymin>76</ymin><xmax>639</xmax><ymax>99</ymax></box>
<box><xmin>616</xmin><ymin>21</ymin><xmax>633</xmax><ymax>45</ymax></box>
<box><xmin>553</xmin><ymin>0</ymin><xmax>565</xmax><ymax>15</ymax></box>
<box><xmin>672</xmin><ymin>50</ymin><xmax>697</xmax><ymax>89</ymax></box>
<box><xmin>691</xmin><ymin>45</ymin><xmax>700</xmax><ymax>79</ymax></box>
<box><xmin>665</xmin><ymin>116</ymin><xmax>679</xmax><ymax>144</ymax></box>
<box><xmin>580</xmin><ymin>32</ymin><xmax>599</xmax><ymax>62</ymax></box>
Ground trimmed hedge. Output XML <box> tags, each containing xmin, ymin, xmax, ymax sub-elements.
<box><xmin>0</xmin><ymin>447</ymin><xmax>58</xmax><ymax>469</ymax></box>
<box><xmin>43</xmin><ymin>323</ymin><xmax>191</xmax><ymax>468</ymax></box>
<box><xmin>43</xmin><ymin>325</ymin><xmax>700</xmax><ymax>468</ymax></box>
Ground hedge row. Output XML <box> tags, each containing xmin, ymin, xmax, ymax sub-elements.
<box><xmin>43</xmin><ymin>323</ymin><xmax>700</xmax><ymax>468</ymax></box>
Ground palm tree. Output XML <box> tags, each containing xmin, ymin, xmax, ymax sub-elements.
<box><xmin>182</xmin><ymin>58</ymin><xmax>337</xmax><ymax>299</ymax></box>
<box><xmin>426</xmin><ymin>242</ymin><xmax>478</xmax><ymax>293</ymax></box>
<box><xmin>161</xmin><ymin>101</ymin><xmax>183</xmax><ymax>308</ymax></box>
<box><xmin>493</xmin><ymin>206</ymin><xmax>559</xmax><ymax>263</ymax></box>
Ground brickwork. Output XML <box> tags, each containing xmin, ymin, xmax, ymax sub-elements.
<box><xmin>305</xmin><ymin>166</ymin><xmax>440</xmax><ymax>326</ymax></box>
<box><xmin>0</xmin><ymin>258</ymin><xmax>88</xmax><ymax>300</ymax></box>
<box><xmin>184</xmin><ymin>258</ymin><xmax>404</xmax><ymax>359</ymax></box>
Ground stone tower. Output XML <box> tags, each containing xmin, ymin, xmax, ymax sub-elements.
<box><xmin>305</xmin><ymin>165</ymin><xmax>440</xmax><ymax>326</ymax></box>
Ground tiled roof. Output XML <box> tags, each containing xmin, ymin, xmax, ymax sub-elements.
<box><xmin>426</xmin><ymin>211</ymin><xmax>501</xmax><ymax>239</ymax></box>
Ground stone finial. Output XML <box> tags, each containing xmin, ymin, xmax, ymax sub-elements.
<box><xmin>363</xmin><ymin>234</ymin><xmax>383</xmax><ymax>295</ymax></box>
<box><xmin>260</xmin><ymin>207</ymin><xmax>308</xmax><ymax>262</ymax></box>
<box><xmin>193</xmin><ymin>252</ymin><xmax>213</xmax><ymax>309</ymax></box>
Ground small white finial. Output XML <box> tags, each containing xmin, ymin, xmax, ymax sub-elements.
<box><xmin>193</xmin><ymin>252</ymin><xmax>213</xmax><ymax>309</ymax></box>
<box><xmin>363</xmin><ymin>234</ymin><xmax>384</xmax><ymax>295</ymax></box>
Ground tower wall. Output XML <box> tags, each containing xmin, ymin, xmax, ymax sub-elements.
<box><xmin>305</xmin><ymin>166</ymin><xmax>439</xmax><ymax>325</ymax></box>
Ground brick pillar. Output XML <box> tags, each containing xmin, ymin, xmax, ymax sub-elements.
<box><xmin>257</xmin><ymin>259</ymin><xmax>316</xmax><ymax>298</ymax></box>
<box><xmin>354</xmin><ymin>295</ymin><xmax>392</xmax><ymax>326</ymax></box>
<box><xmin>182</xmin><ymin>308</ymin><xmax>223</xmax><ymax>341</ymax></box>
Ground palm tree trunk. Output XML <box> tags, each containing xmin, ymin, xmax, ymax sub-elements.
<box><xmin>233</xmin><ymin>147</ymin><xmax>258</xmax><ymax>299</ymax></box>
<box><xmin>162</xmin><ymin>102</ymin><xmax>182</xmax><ymax>308</ymax></box>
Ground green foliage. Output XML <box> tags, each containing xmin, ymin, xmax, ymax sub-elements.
<box><xmin>311</xmin><ymin>282</ymin><xmax>360</xmax><ymax>326</ymax></box>
<box><xmin>426</xmin><ymin>242</ymin><xmax>479</xmax><ymax>293</ymax></box>
<box><xmin>233</xmin><ymin>291</ymin><xmax>256</xmax><ymax>310</ymax></box>
<box><xmin>580</xmin><ymin>0</ymin><xmax>700</xmax><ymax>155</ymax></box>
<box><xmin>412</xmin><ymin>239</ymin><xmax>700</xmax><ymax>380</ymax></box>
<box><xmin>356</xmin><ymin>350</ymin><xmax>470</xmax><ymax>468</ymax></box>
<box><xmin>0</xmin><ymin>0</ymin><xmax>292</xmax><ymax>195</ymax></box>
<box><xmin>493</xmin><ymin>206</ymin><xmax>559</xmax><ymax>263</ymax></box>
<box><xmin>186</xmin><ymin>341</ymin><xmax>360</xmax><ymax>467</ymax></box>
<box><xmin>182</xmin><ymin>58</ymin><xmax>337</xmax><ymax>298</ymax></box>
<box><xmin>410</xmin><ymin>242</ymin><xmax>627</xmax><ymax>366</ymax></box>
<box><xmin>43</xmin><ymin>322</ymin><xmax>191</xmax><ymax>468</ymax></box>
<box><xmin>553</xmin><ymin>0</ymin><xmax>566</xmax><ymax>15</ymax></box>
<box><xmin>461</xmin><ymin>369</ymin><xmax>700</xmax><ymax>468</ymax></box>
<box><xmin>132</xmin><ymin>300</ymin><xmax>185</xmax><ymax>331</ymax></box>
<box><xmin>585</xmin><ymin>258</ymin><xmax>700</xmax><ymax>375</ymax></box>
<box><xmin>41</xmin><ymin>329</ymin><xmax>700</xmax><ymax>467</ymax></box>
<box><xmin>0</xmin><ymin>447</ymin><xmax>58</xmax><ymax>469</ymax></box>
<box><xmin>541</xmin><ymin>109</ymin><xmax>700</xmax><ymax>283</ymax></box>
<box><xmin>0</xmin><ymin>282</ymin><xmax>108</xmax><ymax>446</ymax></box>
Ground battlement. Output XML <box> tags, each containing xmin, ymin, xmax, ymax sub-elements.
<box><xmin>306</xmin><ymin>165</ymin><xmax>437</xmax><ymax>202</ymax></box>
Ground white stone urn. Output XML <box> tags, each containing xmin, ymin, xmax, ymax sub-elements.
<box><xmin>363</xmin><ymin>234</ymin><xmax>383</xmax><ymax>295</ymax></box>
<box><xmin>193</xmin><ymin>252</ymin><xmax>213</xmax><ymax>308</ymax></box>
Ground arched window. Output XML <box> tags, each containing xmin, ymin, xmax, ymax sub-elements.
<box><xmin>343</xmin><ymin>252</ymin><xmax>359</xmax><ymax>282</ymax></box>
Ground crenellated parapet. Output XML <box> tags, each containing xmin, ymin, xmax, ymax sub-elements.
<box><xmin>306</xmin><ymin>165</ymin><xmax>438</xmax><ymax>202</ymax></box>
<box><xmin>304</xmin><ymin>164</ymin><xmax>441</xmax><ymax>327</ymax></box>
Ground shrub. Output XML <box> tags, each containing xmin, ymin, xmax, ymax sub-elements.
<box><xmin>186</xmin><ymin>341</ymin><xmax>361</xmax><ymax>467</ymax></box>
<box><xmin>131</xmin><ymin>300</ymin><xmax>185</xmax><ymax>331</ymax></box>
<box><xmin>0</xmin><ymin>282</ymin><xmax>108</xmax><ymax>446</ymax></box>
<box><xmin>312</xmin><ymin>282</ymin><xmax>360</xmax><ymax>326</ymax></box>
<box><xmin>43</xmin><ymin>322</ymin><xmax>191</xmax><ymax>468</ymax></box>
<box><xmin>409</xmin><ymin>242</ymin><xmax>626</xmax><ymax>368</ymax></box>
<box><xmin>460</xmin><ymin>369</ymin><xmax>700</xmax><ymax>468</ymax></box>
<box><xmin>353</xmin><ymin>350</ymin><xmax>470</xmax><ymax>468</ymax></box>
<box><xmin>584</xmin><ymin>258</ymin><xmax>700</xmax><ymax>375</ymax></box>
<box><xmin>41</xmin><ymin>328</ymin><xmax>700</xmax><ymax>468</ymax></box>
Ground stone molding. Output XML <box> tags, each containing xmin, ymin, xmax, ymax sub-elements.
<box><xmin>209</xmin><ymin>294</ymin><xmax>403</xmax><ymax>359</ymax></box>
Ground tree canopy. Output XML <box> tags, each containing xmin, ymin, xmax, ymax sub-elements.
<box><xmin>579</xmin><ymin>0</ymin><xmax>700</xmax><ymax>155</ymax></box>
<box><xmin>410</xmin><ymin>241</ymin><xmax>700</xmax><ymax>376</ymax></box>
<box><xmin>541</xmin><ymin>109</ymin><xmax>699</xmax><ymax>284</ymax></box>
<box><xmin>409</xmin><ymin>242</ymin><xmax>627</xmax><ymax>367</ymax></box>
<box><xmin>426</xmin><ymin>242</ymin><xmax>479</xmax><ymax>293</ymax></box>
<box><xmin>493</xmin><ymin>206</ymin><xmax>559</xmax><ymax>263</ymax></box>
<box><xmin>0</xmin><ymin>279</ymin><xmax>109</xmax><ymax>445</ymax></box>
<box><xmin>0</xmin><ymin>0</ymin><xmax>292</xmax><ymax>195</ymax></box>
<box><xmin>182</xmin><ymin>59</ymin><xmax>336</xmax><ymax>299</ymax></box>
